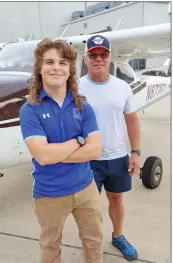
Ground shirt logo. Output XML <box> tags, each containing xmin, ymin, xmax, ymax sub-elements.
<box><xmin>92</xmin><ymin>37</ymin><xmax>104</xmax><ymax>45</ymax></box>
<box><xmin>73</xmin><ymin>108</ymin><xmax>81</xmax><ymax>119</ymax></box>
<box><xmin>43</xmin><ymin>113</ymin><xmax>50</xmax><ymax>118</ymax></box>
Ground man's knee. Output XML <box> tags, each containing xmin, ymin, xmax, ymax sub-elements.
<box><xmin>106</xmin><ymin>192</ymin><xmax>123</xmax><ymax>205</ymax></box>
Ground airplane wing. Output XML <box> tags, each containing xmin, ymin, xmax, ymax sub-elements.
<box><xmin>62</xmin><ymin>23</ymin><xmax>171</xmax><ymax>60</ymax></box>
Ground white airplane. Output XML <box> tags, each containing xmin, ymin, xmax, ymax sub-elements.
<box><xmin>0</xmin><ymin>43</ymin><xmax>6</xmax><ymax>51</ymax></box>
<box><xmin>0</xmin><ymin>22</ymin><xmax>171</xmax><ymax>188</ymax></box>
<box><xmin>0</xmin><ymin>38</ymin><xmax>25</xmax><ymax>51</ymax></box>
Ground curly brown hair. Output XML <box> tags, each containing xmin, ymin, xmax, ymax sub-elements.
<box><xmin>28</xmin><ymin>38</ymin><xmax>86</xmax><ymax>110</ymax></box>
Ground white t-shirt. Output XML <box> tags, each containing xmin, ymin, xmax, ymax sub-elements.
<box><xmin>78</xmin><ymin>74</ymin><xmax>136</xmax><ymax>160</ymax></box>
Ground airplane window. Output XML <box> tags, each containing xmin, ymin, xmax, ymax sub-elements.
<box><xmin>109</xmin><ymin>62</ymin><xmax>114</xmax><ymax>75</ymax></box>
<box><xmin>167</xmin><ymin>63</ymin><xmax>171</xmax><ymax>77</ymax></box>
<box><xmin>0</xmin><ymin>42</ymin><xmax>37</xmax><ymax>72</ymax></box>
<box><xmin>129</xmin><ymin>59</ymin><xmax>146</xmax><ymax>71</ymax></box>
<box><xmin>116</xmin><ymin>63</ymin><xmax>134</xmax><ymax>84</ymax></box>
<box><xmin>80</xmin><ymin>58</ymin><xmax>88</xmax><ymax>77</ymax></box>
<box><xmin>0</xmin><ymin>43</ymin><xmax>78</xmax><ymax>74</ymax></box>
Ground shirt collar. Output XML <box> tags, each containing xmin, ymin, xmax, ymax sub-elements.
<box><xmin>38</xmin><ymin>88</ymin><xmax>74</xmax><ymax>105</ymax></box>
<box><xmin>66</xmin><ymin>89</ymin><xmax>73</xmax><ymax>103</ymax></box>
<box><xmin>38</xmin><ymin>88</ymin><xmax>48</xmax><ymax>100</ymax></box>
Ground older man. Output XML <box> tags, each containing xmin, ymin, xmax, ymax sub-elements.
<box><xmin>78</xmin><ymin>35</ymin><xmax>141</xmax><ymax>261</ymax></box>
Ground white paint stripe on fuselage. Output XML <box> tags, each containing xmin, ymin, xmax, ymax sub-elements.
<box><xmin>0</xmin><ymin>118</ymin><xmax>19</xmax><ymax>124</ymax></box>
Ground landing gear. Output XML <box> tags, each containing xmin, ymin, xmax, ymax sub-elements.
<box><xmin>140</xmin><ymin>156</ymin><xmax>163</xmax><ymax>189</ymax></box>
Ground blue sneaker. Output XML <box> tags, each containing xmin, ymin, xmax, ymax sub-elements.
<box><xmin>112</xmin><ymin>233</ymin><xmax>138</xmax><ymax>261</ymax></box>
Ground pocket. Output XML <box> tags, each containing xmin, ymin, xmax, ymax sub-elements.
<box><xmin>124</xmin><ymin>154</ymin><xmax>129</xmax><ymax>169</ymax></box>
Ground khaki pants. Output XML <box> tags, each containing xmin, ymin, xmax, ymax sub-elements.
<box><xmin>34</xmin><ymin>181</ymin><xmax>103</xmax><ymax>263</ymax></box>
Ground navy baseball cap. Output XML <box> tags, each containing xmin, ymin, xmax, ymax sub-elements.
<box><xmin>85</xmin><ymin>35</ymin><xmax>111</xmax><ymax>53</ymax></box>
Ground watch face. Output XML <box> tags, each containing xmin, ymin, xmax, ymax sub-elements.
<box><xmin>131</xmin><ymin>150</ymin><xmax>141</xmax><ymax>156</ymax></box>
<box><xmin>78</xmin><ymin>136</ymin><xmax>85</xmax><ymax>145</ymax></box>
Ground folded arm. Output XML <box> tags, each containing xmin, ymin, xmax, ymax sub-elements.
<box><xmin>25</xmin><ymin>137</ymin><xmax>80</xmax><ymax>166</ymax></box>
<box><xmin>62</xmin><ymin>132</ymin><xmax>101</xmax><ymax>163</ymax></box>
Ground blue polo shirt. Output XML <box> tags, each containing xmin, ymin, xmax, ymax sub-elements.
<box><xmin>19</xmin><ymin>88</ymin><xmax>99</xmax><ymax>198</ymax></box>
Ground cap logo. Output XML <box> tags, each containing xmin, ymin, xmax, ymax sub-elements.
<box><xmin>92</xmin><ymin>37</ymin><xmax>104</xmax><ymax>45</ymax></box>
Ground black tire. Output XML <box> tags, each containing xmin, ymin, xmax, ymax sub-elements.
<box><xmin>141</xmin><ymin>156</ymin><xmax>163</xmax><ymax>189</ymax></box>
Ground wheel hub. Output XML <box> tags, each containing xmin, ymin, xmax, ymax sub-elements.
<box><xmin>154</xmin><ymin>166</ymin><xmax>161</xmax><ymax>181</ymax></box>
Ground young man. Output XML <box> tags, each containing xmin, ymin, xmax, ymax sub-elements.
<box><xmin>19</xmin><ymin>39</ymin><xmax>103</xmax><ymax>263</ymax></box>
<box><xmin>78</xmin><ymin>35</ymin><xmax>141</xmax><ymax>261</ymax></box>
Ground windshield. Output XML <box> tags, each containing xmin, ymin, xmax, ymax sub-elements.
<box><xmin>0</xmin><ymin>41</ymin><xmax>38</xmax><ymax>73</ymax></box>
<box><xmin>116</xmin><ymin>63</ymin><xmax>134</xmax><ymax>84</ymax></box>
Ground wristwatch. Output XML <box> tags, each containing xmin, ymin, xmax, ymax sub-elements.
<box><xmin>131</xmin><ymin>149</ymin><xmax>141</xmax><ymax>156</ymax></box>
<box><xmin>76</xmin><ymin>136</ymin><xmax>85</xmax><ymax>146</ymax></box>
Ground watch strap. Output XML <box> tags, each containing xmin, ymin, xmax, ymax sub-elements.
<box><xmin>131</xmin><ymin>149</ymin><xmax>141</xmax><ymax>156</ymax></box>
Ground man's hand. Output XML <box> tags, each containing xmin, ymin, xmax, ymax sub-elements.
<box><xmin>128</xmin><ymin>154</ymin><xmax>140</xmax><ymax>176</ymax></box>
